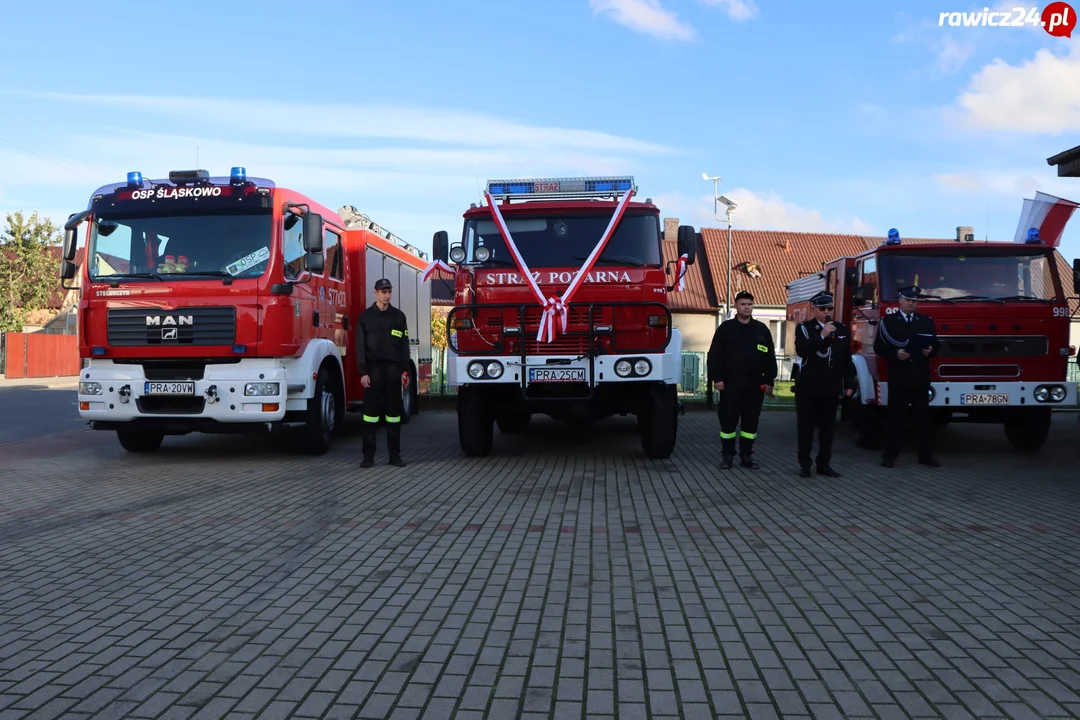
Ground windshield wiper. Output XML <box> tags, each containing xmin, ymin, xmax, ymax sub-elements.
<box><xmin>478</xmin><ymin>258</ymin><xmax>517</xmax><ymax>267</ymax></box>
<box><xmin>944</xmin><ymin>294</ymin><xmax>1004</xmax><ymax>304</ymax></box>
<box><xmin>573</xmin><ymin>255</ymin><xmax>645</xmax><ymax>267</ymax></box>
<box><xmin>180</xmin><ymin>270</ymin><xmax>238</xmax><ymax>284</ymax></box>
<box><xmin>101</xmin><ymin>272</ymin><xmax>164</xmax><ymax>282</ymax></box>
<box><xmin>912</xmin><ymin>293</ymin><xmax>953</xmax><ymax>304</ymax></box>
<box><xmin>993</xmin><ymin>295</ymin><xmax>1052</xmax><ymax>302</ymax></box>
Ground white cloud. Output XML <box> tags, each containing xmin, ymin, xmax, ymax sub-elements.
<box><xmin>652</xmin><ymin>189</ymin><xmax>872</xmax><ymax>234</ymax></box>
<box><xmin>933</xmin><ymin>170</ymin><xmax>1080</xmax><ymax>199</ymax></box>
<box><xmin>589</xmin><ymin>0</ymin><xmax>696</xmax><ymax>41</ymax></box>
<box><xmin>697</xmin><ymin>0</ymin><xmax>758</xmax><ymax>21</ymax></box>
<box><xmin>951</xmin><ymin>44</ymin><xmax>1080</xmax><ymax>132</ymax></box>
<box><xmin>937</xmin><ymin>36</ymin><xmax>975</xmax><ymax>73</ymax></box>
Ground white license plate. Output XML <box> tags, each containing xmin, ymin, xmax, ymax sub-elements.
<box><xmin>529</xmin><ymin>367</ymin><xmax>586</xmax><ymax>383</ymax></box>
<box><xmin>144</xmin><ymin>381</ymin><xmax>195</xmax><ymax>395</ymax></box>
<box><xmin>960</xmin><ymin>393</ymin><xmax>1010</xmax><ymax>405</ymax></box>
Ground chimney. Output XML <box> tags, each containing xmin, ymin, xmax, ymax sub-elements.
<box><xmin>956</xmin><ymin>225</ymin><xmax>975</xmax><ymax>243</ymax></box>
<box><xmin>664</xmin><ymin>217</ymin><xmax>679</xmax><ymax>242</ymax></box>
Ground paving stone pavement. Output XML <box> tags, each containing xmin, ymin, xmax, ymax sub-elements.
<box><xmin>1</xmin><ymin>406</ymin><xmax>1079</xmax><ymax>720</ymax></box>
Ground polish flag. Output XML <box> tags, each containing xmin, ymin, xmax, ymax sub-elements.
<box><xmin>1013</xmin><ymin>192</ymin><xmax>1080</xmax><ymax>247</ymax></box>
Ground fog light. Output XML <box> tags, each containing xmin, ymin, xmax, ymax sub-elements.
<box><xmin>245</xmin><ymin>382</ymin><xmax>280</xmax><ymax>396</ymax></box>
<box><xmin>486</xmin><ymin>361</ymin><xmax>504</xmax><ymax>378</ymax></box>
<box><xmin>468</xmin><ymin>361</ymin><xmax>486</xmax><ymax>379</ymax></box>
<box><xmin>1034</xmin><ymin>386</ymin><xmax>1050</xmax><ymax>402</ymax></box>
<box><xmin>450</xmin><ymin>246</ymin><xmax>467</xmax><ymax>263</ymax></box>
<box><xmin>118</xmin><ymin>385</ymin><xmax>131</xmax><ymax>404</ymax></box>
<box><xmin>474</xmin><ymin>245</ymin><xmax>491</xmax><ymax>262</ymax></box>
<box><xmin>634</xmin><ymin>359</ymin><xmax>651</xmax><ymax>376</ymax></box>
<box><xmin>1050</xmin><ymin>385</ymin><xmax>1067</xmax><ymax>402</ymax></box>
<box><xmin>615</xmin><ymin>360</ymin><xmax>632</xmax><ymax>377</ymax></box>
<box><xmin>79</xmin><ymin>382</ymin><xmax>102</xmax><ymax>395</ymax></box>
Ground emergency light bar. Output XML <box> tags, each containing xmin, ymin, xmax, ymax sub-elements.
<box><xmin>486</xmin><ymin>176</ymin><xmax>636</xmax><ymax>201</ymax></box>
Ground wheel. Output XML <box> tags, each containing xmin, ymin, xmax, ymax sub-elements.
<box><xmin>457</xmin><ymin>386</ymin><xmax>494</xmax><ymax>457</ymax></box>
<box><xmin>1004</xmin><ymin>408</ymin><xmax>1051</xmax><ymax>451</ymax></box>
<box><xmin>640</xmin><ymin>384</ymin><xmax>678</xmax><ymax>459</ymax></box>
<box><xmin>296</xmin><ymin>366</ymin><xmax>338</xmax><ymax>455</ymax></box>
<box><xmin>851</xmin><ymin>399</ymin><xmax>883</xmax><ymax>449</ymax></box>
<box><xmin>497</xmin><ymin>409</ymin><xmax>532</xmax><ymax>434</ymax></box>
<box><xmin>116</xmin><ymin>428</ymin><xmax>164</xmax><ymax>453</ymax></box>
<box><xmin>401</xmin><ymin>363</ymin><xmax>419</xmax><ymax>425</ymax></box>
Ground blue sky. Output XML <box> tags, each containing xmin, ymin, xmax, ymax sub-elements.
<box><xmin>1</xmin><ymin>0</ymin><xmax>1078</xmax><ymax>262</ymax></box>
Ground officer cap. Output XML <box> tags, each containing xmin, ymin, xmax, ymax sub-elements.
<box><xmin>897</xmin><ymin>285</ymin><xmax>920</xmax><ymax>300</ymax></box>
<box><xmin>374</xmin><ymin>278</ymin><xmax>393</xmax><ymax>291</ymax></box>
<box><xmin>810</xmin><ymin>291</ymin><xmax>834</xmax><ymax>308</ymax></box>
<box><xmin>734</xmin><ymin>290</ymin><xmax>754</xmax><ymax>302</ymax></box>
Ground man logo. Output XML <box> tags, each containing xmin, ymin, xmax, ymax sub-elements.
<box><xmin>162</xmin><ymin>328</ymin><xmax>178</xmax><ymax>340</ymax></box>
<box><xmin>146</xmin><ymin>315</ymin><xmax>193</xmax><ymax>327</ymax></box>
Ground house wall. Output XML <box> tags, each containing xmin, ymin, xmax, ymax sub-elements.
<box><xmin>674</xmin><ymin>307</ymin><xmax>791</xmax><ymax>355</ymax></box>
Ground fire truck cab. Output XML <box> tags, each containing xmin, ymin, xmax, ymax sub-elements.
<box><xmin>60</xmin><ymin>168</ymin><xmax>431</xmax><ymax>455</ymax></box>
<box><xmin>786</xmin><ymin>233</ymin><xmax>1076</xmax><ymax>452</ymax></box>
<box><xmin>430</xmin><ymin>176</ymin><xmax>695</xmax><ymax>459</ymax></box>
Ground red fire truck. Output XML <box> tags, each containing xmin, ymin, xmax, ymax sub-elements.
<box><xmin>59</xmin><ymin>168</ymin><xmax>431</xmax><ymax>454</ymax></box>
<box><xmin>785</xmin><ymin>232</ymin><xmax>1076</xmax><ymax>451</ymax></box>
<box><xmin>428</xmin><ymin>176</ymin><xmax>696</xmax><ymax>458</ymax></box>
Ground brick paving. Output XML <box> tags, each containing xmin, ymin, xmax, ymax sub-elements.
<box><xmin>1</xmin><ymin>406</ymin><xmax>1079</xmax><ymax>719</ymax></box>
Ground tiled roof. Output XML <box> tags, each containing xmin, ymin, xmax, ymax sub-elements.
<box><xmin>698</xmin><ymin>229</ymin><xmax>876</xmax><ymax>308</ymax></box>
<box><xmin>661</xmin><ymin>230</ymin><xmax>716</xmax><ymax>313</ymax></box>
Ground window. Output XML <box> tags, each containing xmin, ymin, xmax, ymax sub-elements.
<box><xmin>283</xmin><ymin>215</ymin><xmax>306</xmax><ymax>279</ymax></box>
<box><xmin>877</xmin><ymin>250</ymin><xmax>1059</xmax><ymax>302</ymax></box>
<box><xmin>326</xmin><ymin>229</ymin><xmax>344</xmax><ymax>281</ymax></box>
<box><xmin>826</xmin><ymin>267</ymin><xmax>836</xmax><ymax>294</ymax></box>
<box><xmin>859</xmin><ymin>257</ymin><xmax>878</xmax><ymax>305</ymax></box>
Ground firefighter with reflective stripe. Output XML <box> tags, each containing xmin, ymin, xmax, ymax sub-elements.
<box><xmin>873</xmin><ymin>285</ymin><xmax>941</xmax><ymax>469</ymax></box>
<box><xmin>355</xmin><ymin>277</ymin><xmax>411</xmax><ymax>468</ymax></box>
<box><xmin>794</xmin><ymin>291</ymin><xmax>856</xmax><ymax>478</ymax></box>
<box><xmin>707</xmin><ymin>291</ymin><xmax>778</xmax><ymax>469</ymax></box>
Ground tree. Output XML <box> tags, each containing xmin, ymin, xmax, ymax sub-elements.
<box><xmin>431</xmin><ymin>306</ymin><xmax>449</xmax><ymax>350</ymax></box>
<box><xmin>0</xmin><ymin>211</ymin><xmax>62</xmax><ymax>332</ymax></box>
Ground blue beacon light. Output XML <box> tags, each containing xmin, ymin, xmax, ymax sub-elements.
<box><xmin>126</xmin><ymin>171</ymin><xmax>143</xmax><ymax>187</ymax></box>
<box><xmin>886</xmin><ymin>228</ymin><xmax>901</xmax><ymax>245</ymax></box>
<box><xmin>231</xmin><ymin>166</ymin><xmax>247</xmax><ymax>182</ymax></box>
<box><xmin>1026</xmin><ymin>227</ymin><xmax>1041</xmax><ymax>244</ymax></box>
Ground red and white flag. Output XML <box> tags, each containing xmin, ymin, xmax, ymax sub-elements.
<box><xmin>1013</xmin><ymin>191</ymin><xmax>1080</xmax><ymax>247</ymax></box>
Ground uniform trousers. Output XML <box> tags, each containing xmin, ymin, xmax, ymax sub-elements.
<box><xmin>795</xmin><ymin>392</ymin><xmax>839</xmax><ymax>470</ymax></box>
<box><xmin>717</xmin><ymin>383</ymin><xmax>764</xmax><ymax>458</ymax></box>
<box><xmin>883</xmin><ymin>384</ymin><xmax>932</xmax><ymax>460</ymax></box>
<box><xmin>362</xmin><ymin>362</ymin><xmax>404</xmax><ymax>458</ymax></box>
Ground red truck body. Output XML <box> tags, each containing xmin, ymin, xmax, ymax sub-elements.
<box><xmin>786</xmin><ymin>236</ymin><xmax>1076</xmax><ymax>451</ymax></box>
<box><xmin>428</xmin><ymin>176</ymin><xmax>697</xmax><ymax>458</ymax></box>
<box><xmin>60</xmin><ymin>168</ymin><xmax>431</xmax><ymax>454</ymax></box>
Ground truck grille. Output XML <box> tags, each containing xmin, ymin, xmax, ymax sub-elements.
<box><xmin>936</xmin><ymin>335</ymin><xmax>1048</xmax><ymax>358</ymax></box>
<box><xmin>108</xmin><ymin>307</ymin><xmax>237</xmax><ymax>347</ymax></box>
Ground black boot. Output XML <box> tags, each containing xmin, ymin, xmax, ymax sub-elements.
<box><xmin>720</xmin><ymin>435</ymin><xmax>736</xmax><ymax>469</ymax></box>
<box><xmin>361</xmin><ymin>423</ymin><xmax>377</xmax><ymax>468</ymax></box>
<box><xmin>387</xmin><ymin>423</ymin><xmax>405</xmax><ymax>467</ymax></box>
<box><xmin>739</xmin><ymin>437</ymin><xmax>758</xmax><ymax>469</ymax></box>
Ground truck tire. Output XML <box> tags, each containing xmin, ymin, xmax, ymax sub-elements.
<box><xmin>640</xmin><ymin>383</ymin><xmax>678</xmax><ymax>459</ymax></box>
<box><xmin>1004</xmin><ymin>407</ymin><xmax>1052</xmax><ymax>451</ymax></box>
<box><xmin>297</xmin><ymin>366</ymin><xmax>337</xmax><ymax>455</ymax></box>
<box><xmin>851</xmin><ymin>401</ymin><xmax>883</xmax><ymax>449</ymax></box>
<box><xmin>116</xmin><ymin>428</ymin><xmax>164</xmax><ymax>453</ymax></box>
<box><xmin>457</xmin><ymin>386</ymin><xmax>494</xmax><ymax>457</ymax></box>
<box><xmin>401</xmin><ymin>362</ymin><xmax>419</xmax><ymax>425</ymax></box>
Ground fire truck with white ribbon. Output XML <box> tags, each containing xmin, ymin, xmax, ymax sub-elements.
<box><xmin>423</xmin><ymin>176</ymin><xmax>695</xmax><ymax>458</ymax></box>
<box><xmin>60</xmin><ymin>168</ymin><xmax>431</xmax><ymax>454</ymax></box>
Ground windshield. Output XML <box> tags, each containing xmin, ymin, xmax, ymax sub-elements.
<box><xmin>462</xmin><ymin>212</ymin><xmax>662</xmax><ymax>268</ymax></box>
<box><xmin>877</xmin><ymin>250</ymin><xmax>1061</xmax><ymax>302</ymax></box>
<box><xmin>87</xmin><ymin>211</ymin><xmax>274</xmax><ymax>280</ymax></box>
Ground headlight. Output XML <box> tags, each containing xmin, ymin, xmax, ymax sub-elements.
<box><xmin>634</xmin><ymin>359</ymin><xmax>651</xmax><ymax>376</ymax></box>
<box><xmin>615</xmin><ymin>360</ymin><xmax>632</xmax><ymax>377</ymax></box>
<box><xmin>468</xmin><ymin>361</ymin><xmax>486</xmax><ymax>379</ymax></box>
<box><xmin>1051</xmin><ymin>385</ymin><xmax>1067</xmax><ymax>402</ymax></box>
<box><xmin>474</xmin><ymin>245</ymin><xmax>491</xmax><ymax>262</ymax></box>
<box><xmin>245</xmin><ymin>382</ymin><xmax>280</xmax><ymax>396</ymax></box>
<box><xmin>486</xmin><ymin>361</ymin><xmax>503</xmax><ymax>378</ymax></box>
<box><xmin>79</xmin><ymin>382</ymin><xmax>102</xmax><ymax>395</ymax></box>
<box><xmin>1034</xmin><ymin>386</ymin><xmax>1050</xmax><ymax>401</ymax></box>
<box><xmin>449</xmin><ymin>246</ymin><xmax>467</xmax><ymax>263</ymax></box>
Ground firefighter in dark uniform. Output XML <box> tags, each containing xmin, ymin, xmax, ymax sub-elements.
<box><xmin>873</xmin><ymin>285</ymin><xmax>941</xmax><ymax>468</ymax></box>
<box><xmin>707</xmin><ymin>291</ymin><xmax>778</xmax><ymax>469</ymax></box>
<box><xmin>793</xmin><ymin>291</ymin><xmax>856</xmax><ymax>478</ymax></box>
<box><xmin>355</xmin><ymin>277</ymin><xmax>411</xmax><ymax>468</ymax></box>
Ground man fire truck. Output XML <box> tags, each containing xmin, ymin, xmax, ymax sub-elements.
<box><xmin>59</xmin><ymin>168</ymin><xmax>431</xmax><ymax>454</ymax></box>
<box><xmin>427</xmin><ymin>176</ymin><xmax>695</xmax><ymax>458</ymax></box>
<box><xmin>786</xmin><ymin>229</ymin><xmax>1076</xmax><ymax>452</ymax></box>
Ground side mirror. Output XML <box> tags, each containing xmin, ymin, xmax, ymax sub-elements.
<box><xmin>60</xmin><ymin>259</ymin><xmax>77</xmax><ymax>290</ymax></box>
<box><xmin>677</xmin><ymin>225</ymin><xmax>697</xmax><ymax>265</ymax></box>
<box><xmin>433</xmin><ymin>231</ymin><xmax>449</xmax><ymax>263</ymax></box>
<box><xmin>1073</xmin><ymin>258</ymin><xmax>1080</xmax><ymax>295</ymax></box>
<box><xmin>302</xmin><ymin>212</ymin><xmax>324</xmax><ymax>253</ymax></box>
<box><xmin>63</xmin><ymin>210</ymin><xmax>90</xmax><ymax>262</ymax></box>
<box><xmin>305</xmin><ymin>251</ymin><xmax>325</xmax><ymax>274</ymax></box>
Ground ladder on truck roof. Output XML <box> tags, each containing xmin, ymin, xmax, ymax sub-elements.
<box><xmin>338</xmin><ymin>205</ymin><xmax>428</xmax><ymax>261</ymax></box>
<box><xmin>785</xmin><ymin>271</ymin><xmax>827</xmax><ymax>306</ymax></box>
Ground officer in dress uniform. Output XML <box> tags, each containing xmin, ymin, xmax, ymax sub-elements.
<box><xmin>873</xmin><ymin>285</ymin><xmax>941</xmax><ymax>468</ymax></box>
<box><xmin>355</xmin><ymin>277</ymin><xmax>411</xmax><ymax>468</ymax></box>
<box><xmin>707</xmin><ymin>291</ymin><xmax>778</xmax><ymax>469</ymax></box>
<box><xmin>794</xmin><ymin>291</ymin><xmax>856</xmax><ymax>478</ymax></box>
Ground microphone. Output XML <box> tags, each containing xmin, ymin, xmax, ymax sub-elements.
<box><xmin>825</xmin><ymin>314</ymin><xmax>832</xmax><ymax>323</ymax></box>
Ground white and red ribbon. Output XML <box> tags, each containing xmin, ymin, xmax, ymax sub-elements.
<box><xmin>421</xmin><ymin>259</ymin><xmax>454</xmax><ymax>282</ymax></box>
<box><xmin>486</xmin><ymin>187</ymin><xmax>635</xmax><ymax>343</ymax></box>
<box><xmin>673</xmin><ymin>253</ymin><xmax>688</xmax><ymax>292</ymax></box>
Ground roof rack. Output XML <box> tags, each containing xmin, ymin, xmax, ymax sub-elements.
<box><xmin>485</xmin><ymin>176</ymin><xmax>636</xmax><ymax>202</ymax></box>
<box><xmin>338</xmin><ymin>205</ymin><xmax>427</xmax><ymax>260</ymax></box>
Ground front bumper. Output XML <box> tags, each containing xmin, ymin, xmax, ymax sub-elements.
<box><xmin>76</xmin><ymin>359</ymin><xmax>289</xmax><ymax>424</ymax></box>
<box><xmin>447</xmin><ymin>349</ymin><xmax>682</xmax><ymax>387</ymax></box>
<box><xmin>876</xmin><ymin>380</ymin><xmax>1077</xmax><ymax>408</ymax></box>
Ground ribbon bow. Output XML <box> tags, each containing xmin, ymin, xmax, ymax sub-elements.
<box><xmin>421</xmin><ymin>259</ymin><xmax>454</xmax><ymax>283</ymax></box>
<box><xmin>538</xmin><ymin>297</ymin><xmax>568</xmax><ymax>343</ymax></box>
<box><xmin>673</xmin><ymin>253</ymin><xmax>688</xmax><ymax>292</ymax></box>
